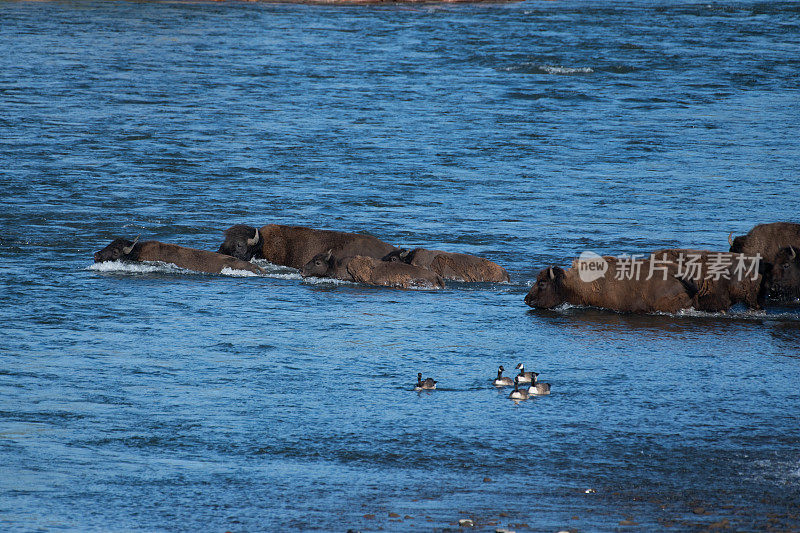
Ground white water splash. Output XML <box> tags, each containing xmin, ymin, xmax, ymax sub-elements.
<box><xmin>671</xmin><ymin>307</ymin><xmax>769</xmax><ymax>319</ymax></box>
<box><xmin>220</xmin><ymin>267</ymin><xmax>261</xmax><ymax>277</ymax></box>
<box><xmin>501</xmin><ymin>63</ymin><xmax>595</xmax><ymax>75</ymax></box>
<box><xmin>88</xmin><ymin>261</ymin><xmax>259</xmax><ymax>278</ymax></box>
<box><xmin>87</xmin><ymin>260</ymin><xmax>187</xmax><ymax>274</ymax></box>
<box><xmin>252</xmin><ymin>260</ymin><xmax>304</xmax><ymax>280</ymax></box>
<box><xmin>301</xmin><ymin>275</ymin><xmax>355</xmax><ymax>286</ymax></box>
<box><xmin>539</xmin><ymin>303</ymin><xmax>799</xmax><ymax>321</ymax></box>
<box><xmin>540</xmin><ymin>65</ymin><xmax>594</xmax><ymax>74</ymax></box>
<box><xmin>88</xmin><ymin>260</ymin><xmax>444</xmax><ymax>289</ymax></box>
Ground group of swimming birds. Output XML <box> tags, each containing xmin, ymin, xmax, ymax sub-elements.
<box><xmin>414</xmin><ymin>363</ymin><xmax>551</xmax><ymax>401</ymax></box>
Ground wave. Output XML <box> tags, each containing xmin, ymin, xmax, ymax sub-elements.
<box><xmin>88</xmin><ymin>260</ymin><xmax>261</xmax><ymax>278</ymax></box>
<box><xmin>252</xmin><ymin>259</ymin><xmax>303</xmax><ymax>280</ymax></box>
<box><xmin>670</xmin><ymin>307</ymin><xmax>800</xmax><ymax>321</ymax></box>
<box><xmin>87</xmin><ymin>260</ymin><xmax>187</xmax><ymax>275</ymax></box>
<box><xmin>503</xmin><ymin>62</ymin><xmax>595</xmax><ymax>75</ymax></box>
<box><xmin>219</xmin><ymin>267</ymin><xmax>262</xmax><ymax>278</ymax></box>
<box><xmin>87</xmin><ymin>260</ymin><xmax>443</xmax><ymax>289</ymax></box>
<box><xmin>300</xmin><ymin>275</ymin><xmax>354</xmax><ymax>286</ymax></box>
<box><xmin>539</xmin><ymin>65</ymin><xmax>594</xmax><ymax>75</ymax></box>
<box><xmin>541</xmin><ymin>302</ymin><xmax>799</xmax><ymax>321</ymax></box>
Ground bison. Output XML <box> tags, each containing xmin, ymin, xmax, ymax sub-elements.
<box><xmin>729</xmin><ymin>222</ymin><xmax>800</xmax><ymax>300</ymax></box>
<box><xmin>770</xmin><ymin>246</ymin><xmax>800</xmax><ymax>300</ymax></box>
<box><xmin>524</xmin><ymin>256</ymin><xmax>695</xmax><ymax>314</ymax></box>
<box><xmin>217</xmin><ymin>224</ymin><xmax>397</xmax><ymax>270</ymax></box>
<box><xmin>729</xmin><ymin>222</ymin><xmax>800</xmax><ymax>259</ymax></box>
<box><xmin>654</xmin><ymin>249</ymin><xmax>770</xmax><ymax>311</ymax></box>
<box><xmin>381</xmin><ymin>248</ymin><xmax>509</xmax><ymax>283</ymax></box>
<box><xmin>94</xmin><ymin>237</ymin><xmax>265</xmax><ymax>275</ymax></box>
<box><xmin>301</xmin><ymin>251</ymin><xmax>445</xmax><ymax>289</ymax></box>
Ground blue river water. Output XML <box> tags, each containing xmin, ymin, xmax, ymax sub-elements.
<box><xmin>2</xmin><ymin>1</ymin><xmax>800</xmax><ymax>531</ymax></box>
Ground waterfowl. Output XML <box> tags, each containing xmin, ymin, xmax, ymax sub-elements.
<box><xmin>415</xmin><ymin>372</ymin><xmax>437</xmax><ymax>391</ymax></box>
<box><xmin>515</xmin><ymin>362</ymin><xmax>534</xmax><ymax>384</ymax></box>
<box><xmin>493</xmin><ymin>365</ymin><xmax>514</xmax><ymax>387</ymax></box>
<box><xmin>508</xmin><ymin>376</ymin><xmax>529</xmax><ymax>400</ymax></box>
<box><xmin>528</xmin><ymin>371</ymin><xmax>551</xmax><ymax>395</ymax></box>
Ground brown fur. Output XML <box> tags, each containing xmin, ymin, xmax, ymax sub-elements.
<box><xmin>218</xmin><ymin>224</ymin><xmax>396</xmax><ymax>270</ymax></box>
<box><xmin>302</xmin><ymin>253</ymin><xmax>444</xmax><ymax>289</ymax></box>
<box><xmin>771</xmin><ymin>246</ymin><xmax>800</xmax><ymax>299</ymax></box>
<box><xmin>95</xmin><ymin>239</ymin><xmax>265</xmax><ymax>275</ymax></box>
<box><xmin>729</xmin><ymin>223</ymin><xmax>800</xmax><ymax>300</ymax></box>
<box><xmin>729</xmin><ymin>222</ymin><xmax>800</xmax><ymax>261</ymax></box>
<box><xmin>524</xmin><ymin>257</ymin><xmax>694</xmax><ymax>313</ymax></box>
<box><xmin>655</xmin><ymin>249</ymin><xmax>769</xmax><ymax>311</ymax></box>
<box><xmin>383</xmin><ymin>248</ymin><xmax>509</xmax><ymax>282</ymax></box>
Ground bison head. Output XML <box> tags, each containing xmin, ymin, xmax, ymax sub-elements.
<box><xmin>771</xmin><ymin>246</ymin><xmax>799</xmax><ymax>299</ymax></box>
<box><xmin>524</xmin><ymin>266</ymin><xmax>568</xmax><ymax>308</ymax></box>
<box><xmin>381</xmin><ymin>248</ymin><xmax>414</xmax><ymax>264</ymax></box>
<box><xmin>728</xmin><ymin>232</ymin><xmax>746</xmax><ymax>253</ymax></box>
<box><xmin>302</xmin><ymin>250</ymin><xmax>334</xmax><ymax>278</ymax></box>
<box><xmin>217</xmin><ymin>224</ymin><xmax>261</xmax><ymax>260</ymax></box>
<box><xmin>94</xmin><ymin>237</ymin><xmax>139</xmax><ymax>263</ymax></box>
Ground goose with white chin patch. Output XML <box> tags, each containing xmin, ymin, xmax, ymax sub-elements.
<box><xmin>493</xmin><ymin>365</ymin><xmax>514</xmax><ymax>387</ymax></box>
<box><xmin>508</xmin><ymin>376</ymin><xmax>529</xmax><ymax>401</ymax></box>
<box><xmin>515</xmin><ymin>362</ymin><xmax>534</xmax><ymax>384</ymax></box>
<box><xmin>415</xmin><ymin>372</ymin><xmax>437</xmax><ymax>391</ymax></box>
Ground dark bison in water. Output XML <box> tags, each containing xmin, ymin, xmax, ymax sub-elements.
<box><xmin>217</xmin><ymin>224</ymin><xmax>396</xmax><ymax>270</ymax></box>
<box><xmin>654</xmin><ymin>249</ymin><xmax>770</xmax><ymax>311</ymax></box>
<box><xmin>94</xmin><ymin>237</ymin><xmax>265</xmax><ymax>275</ymax></box>
<box><xmin>524</xmin><ymin>256</ymin><xmax>694</xmax><ymax>314</ymax></box>
<box><xmin>525</xmin><ymin>250</ymin><xmax>771</xmax><ymax>313</ymax></box>
<box><xmin>302</xmin><ymin>251</ymin><xmax>444</xmax><ymax>289</ymax></box>
<box><xmin>771</xmin><ymin>246</ymin><xmax>800</xmax><ymax>300</ymax></box>
<box><xmin>382</xmin><ymin>248</ymin><xmax>509</xmax><ymax>283</ymax></box>
<box><xmin>729</xmin><ymin>222</ymin><xmax>800</xmax><ymax>299</ymax></box>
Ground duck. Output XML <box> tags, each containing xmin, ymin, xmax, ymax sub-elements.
<box><xmin>528</xmin><ymin>371</ymin><xmax>551</xmax><ymax>395</ymax></box>
<box><xmin>493</xmin><ymin>365</ymin><xmax>514</xmax><ymax>387</ymax></box>
<box><xmin>415</xmin><ymin>372</ymin><xmax>437</xmax><ymax>391</ymax></box>
<box><xmin>508</xmin><ymin>376</ymin><xmax>529</xmax><ymax>400</ymax></box>
<box><xmin>515</xmin><ymin>362</ymin><xmax>534</xmax><ymax>384</ymax></box>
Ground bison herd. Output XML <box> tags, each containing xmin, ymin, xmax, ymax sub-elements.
<box><xmin>526</xmin><ymin>222</ymin><xmax>800</xmax><ymax>313</ymax></box>
<box><xmin>94</xmin><ymin>223</ymin><xmax>510</xmax><ymax>289</ymax></box>
<box><xmin>94</xmin><ymin>221</ymin><xmax>799</xmax><ymax>315</ymax></box>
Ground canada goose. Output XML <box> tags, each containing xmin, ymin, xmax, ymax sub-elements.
<box><xmin>528</xmin><ymin>371</ymin><xmax>551</xmax><ymax>395</ymax></box>
<box><xmin>508</xmin><ymin>376</ymin><xmax>529</xmax><ymax>400</ymax></box>
<box><xmin>493</xmin><ymin>365</ymin><xmax>514</xmax><ymax>387</ymax></box>
<box><xmin>415</xmin><ymin>372</ymin><xmax>437</xmax><ymax>391</ymax></box>
<box><xmin>515</xmin><ymin>362</ymin><xmax>534</xmax><ymax>384</ymax></box>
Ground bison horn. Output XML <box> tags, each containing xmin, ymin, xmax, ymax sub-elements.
<box><xmin>399</xmin><ymin>249</ymin><xmax>410</xmax><ymax>259</ymax></box>
<box><xmin>728</xmin><ymin>232</ymin><xmax>734</xmax><ymax>246</ymax></box>
<box><xmin>324</xmin><ymin>249</ymin><xmax>332</xmax><ymax>261</ymax></box>
<box><xmin>246</xmin><ymin>228</ymin><xmax>260</xmax><ymax>246</ymax></box>
<box><xmin>549</xmin><ymin>267</ymin><xmax>555</xmax><ymax>280</ymax></box>
<box><xmin>790</xmin><ymin>247</ymin><xmax>797</xmax><ymax>260</ymax></box>
<box><xmin>122</xmin><ymin>234</ymin><xmax>140</xmax><ymax>255</ymax></box>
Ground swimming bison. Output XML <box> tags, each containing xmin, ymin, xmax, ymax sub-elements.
<box><xmin>302</xmin><ymin>251</ymin><xmax>444</xmax><ymax>289</ymax></box>
<box><xmin>217</xmin><ymin>224</ymin><xmax>396</xmax><ymax>270</ymax></box>
<box><xmin>381</xmin><ymin>248</ymin><xmax>509</xmax><ymax>283</ymax></box>
<box><xmin>653</xmin><ymin>249</ymin><xmax>770</xmax><ymax>311</ymax></box>
<box><xmin>729</xmin><ymin>222</ymin><xmax>800</xmax><ymax>300</ymax></box>
<box><xmin>94</xmin><ymin>237</ymin><xmax>265</xmax><ymax>275</ymax></box>
<box><xmin>525</xmin><ymin>250</ymin><xmax>772</xmax><ymax>313</ymax></box>
<box><xmin>770</xmin><ymin>246</ymin><xmax>800</xmax><ymax>300</ymax></box>
<box><xmin>524</xmin><ymin>256</ymin><xmax>695</xmax><ymax>314</ymax></box>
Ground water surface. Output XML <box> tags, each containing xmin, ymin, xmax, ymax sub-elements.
<box><xmin>2</xmin><ymin>0</ymin><xmax>800</xmax><ymax>531</ymax></box>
